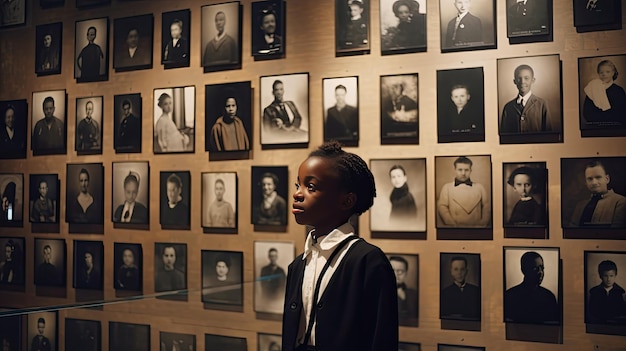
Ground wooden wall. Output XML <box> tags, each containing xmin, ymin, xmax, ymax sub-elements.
<box><xmin>1</xmin><ymin>0</ymin><xmax>625</xmax><ymax>350</ymax></box>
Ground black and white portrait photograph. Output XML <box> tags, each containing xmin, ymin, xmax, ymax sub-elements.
<box><xmin>387</xmin><ymin>254</ymin><xmax>418</xmax><ymax>326</ymax></box>
<box><xmin>370</xmin><ymin>159</ymin><xmax>426</xmax><ymax>234</ymax></box>
<box><xmin>0</xmin><ymin>237</ymin><xmax>25</xmax><ymax>287</ymax></box>
<box><xmin>439</xmin><ymin>0</ymin><xmax>496</xmax><ymax>52</ymax></box>
<box><xmin>29</xmin><ymin>174</ymin><xmax>59</xmax><ymax>224</ymax></box>
<box><xmin>0</xmin><ymin>0</ymin><xmax>25</xmax><ymax>28</ymax></box>
<box><xmin>35</xmin><ymin>22</ymin><xmax>62</xmax><ymax>76</ymax></box>
<box><xmin>0</xmin><ymin>315</ymin><xmax>21</xmax><ymax>351</ymax></box>
<box><xmin>497</xmin><ymin>54</ymin><xmax>563</xmax><ymax>143</ymax></box>
<box><xmin>584</xmin><ymin>251</ymin><xmax>626</xmax><ymax>325</ymax></box>
<box><xmin>436</xmin><ymin>67</ymin><xmax>485</xmax><ymax>143</ymax></box>
<box><xmin>323</xmin><ymin>76</ymin><xmax>359</xmax><ymax>145</ymax></box>
<box><xmin>76</xmin><ymin>0</ymin><xmax>110</xmax><ymax>8</ymax></box>
<box><xmin>561</xmin><ymin>157</ymin><xmax>626</xmax><ymax>230</ymax></box>
<box><xmin>251</xmin><ymin>0</ymin><xmax>285</xmax><ymax>58</ymax></box>
<box><xmin>260</xmin><ymin>73</ymin><xmax>309</xmax><ymax>146</ymax></box>
<box><xmin>40</xmin><ymin>0</ymin><xmax>64</xmax><ymax>8</ymax></box>
<box><xmin>201</xmin><ymin>1</ymin><xmax>242</xmax><ymax>70</ymax></box>
<box><xmin>336</xmin><ymin>0</ymin><xmax>370</xmax><ymax>54</ymax></box>
<box><xmin>380</xmin><ymin>73</ymin><xmax>419</xmax><ymax>144</ymax></box>
<box><xmin>27</xmin><ymin>312</ymin><xmax>57</xmax><ymax>351</ymax></box>
<box><xmin>257</xmin><ymin>333</ymin><xmax>281</xmax><ymax>351</ymax></box>
<box><xmin>435</xmin><ymin>155</ymin><xmax>492</xmax><ymax>228</ymax></box>
<box><xmin>160</xmin><ymin>332</ymin><xmax>195</xmax><ymax>351</ymax></box>
<box><xmin>202</xmin><ymin>172</ymin><xmax>237</xmax><ymax>230</ymax></box>
<box><xmin>504</xmin><ymin>247</ymin><xmax>561</xmax><ymax>324</ymax></box>
<box><xmin>154</xmin><ymin>242</ymin><xmax>187</xmax><ymax>295</ymax></box>
<box><xmin>31</xmin><ymin>90</ymin><xmax>66</xmax><ymax>156</ymax></box>
<box><xmin>506</xmin><ymin>0</ymin><xmax>551</xmax><ymax>38</ymax></box>
<box><xmin>205</xmin><ymin>81</ymin><xmax>252</xmax><ymax>152</ymax></box>
<box><xmin>114</xmin><ymin>93</ymin><xmax>142</xmax><ymax>153</ymax></box>
<box><xmin>573</xmin><ymin>0</ymin><xmax>622</xmax><ymax>31</ymax></box>
<box><xmin>399</xmin><ymin>342</ymin><xmax>422</xmax><ymax>351</ymax></box>
<box><xmin>74</xmin><ymin>17</ymin><xmax>108</xmax><ymax>83</ymax></box>
<box><xmin>109</xmin><ymin>322</ymin><xmax>150</xmax><ymax>351</ymax></box>
<box><xmin>65</xmin><ymin>318</ymin><xmax>100</xmax><ymax>351</ymax></box>
<box><xmin>440</xmin><ymin>253</ymin><xmax>481</xmax><ymax>321</ymax></box>
<box><xmin>380</xmin><ymin>0</ymin><xmax>426</xmax><ymax>55</ymax></box>
<box><xmin>578</xmin><ymin>54</ymin><xmax>626</xmax><ymax>136</ymax></box>
<box><xmin>113</xmin><ymin>14</ymin><xmax>154</xmax><ymax>72</ymax></box>
<box><xmin>254</xmin><ymin>241</ymin><xmax>293</xmax><ymax>314</ymax></box>
<box><xmin>503</xmin><ymin>162</ymin><xmax>547</xmax><ymax>228</ymax></box>
<box><xmin>251</xmin><ymin>166</ymin><xmax>288</xmax><ymax>227</ymax></box>
<box><xmin>201</xmin><ymin>250</ymin><xmax>243</xmax><ymax>306</ymax></box>
<box><xmin>205</xmin><ymin>334</ymin><xmax>247</xmax><ymax>351</ymax></box>
<box><xmin>162</xmin><ymin>9</ymin><xmax>191</xmax><ymax>69</ymax></box>
<box><xmin>34</xmin><ymin>238</ymin><xmax>65</xmax><ymax>287</ymax></box>
<box><xmin>153</xmin><ymin>86</ymin><xmax>195</xmax><ymax>154</ymax></box>
<box><xmin>0</xmin><ymin>99</ymin><xmax>27</xmax><ymax>159</ymax></box>
<box><xmin>73</xmin><ymin>240</ymin><xmax>103</xmax><ymax>290</ymax></box>
<box><xmin>75</xmin><ymin>96</ymin><xmax>103</xmax><ymax>155</ymax></box>
<box><xmin>112</xmin><ymin>161</ymin><xmax>149</xmax><ymax>224</ymax></box>
<box><xmin>0</xmin><ymin>173</ymin><xmax>23</xmax><ymax>226</ymax></box>
<box><xmin>438</xmin><ymin>344</ymin><xmax>485</xmax><ymax>351</ymax></box>
<box><xmin>160</xmin><ymin>171</ymin><xmax>190</xmax><ymax>229</ymax></box>
<box><xmin>65</xmin><ymin>163</ymin><xmax>104</xmax><ymax>224</ymax></box>
<box><xmin>113</xmin><ymin>242</ymin><xmax>142</xmax><ymax>291</ymax></box>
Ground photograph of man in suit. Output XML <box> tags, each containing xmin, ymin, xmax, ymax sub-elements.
<box><xmin>35</xmin><ymin>244</ymin><xmax>61</xmax><ymax>286</ymax></box>
<box><xmin>253</xmin><ymin>7</ymin><xmax>282</xmax><ymax>55</ymax></box>
<box><xmin>440</xmin><ymin>256</ymin><xmax>480</xmax><ymax>320</ymax></box>
<box><xmin>163</xmin><ymin>18</ymin><xmax>189</xmax><ymax>65</ymax></box>
<box><xmin>32</xmin><ymin>96</ymin><xmax>65</xmax><ymax>154</ymax></box>
<box><xmin>37</xmin><ymin>32</ymin><xmax>59</xmax><ymax>74</ymax></box>
<box><xmin>30</xmin><ymin>179</ymin><xmax>55</xmax><ymax>223</ymax></box>
<box><xmin>262</xmin><ymin>80</ymin><xmax>304</xmax><ymax>135</ymax></box>
<box><xmin>203</xmin><ymin>11</ymin><xmax>237</xmax><ymax>67</ymax></box>
<box><xmin>507</xmin><ymin>0</ymin><xmax>549</xmax><ymax>36</ymax></box>
<box><xmin>325</xmin><ymin>84</ymin><xmax>359</xmax><ymax>142</ymax></box>
<box><xmin>0</xmin><ymin>104</ymin><xmax>25</xmax><ymax>155</ymax></box>
<box><xmin>115</xmin><ymin>27</ymin><xmax>151</xmax><ymax>69</ymax></box>
<box><xmin>389</xmin><ymin>256</ymin><xmax>418</xmax><ymax>326</ymax></box>
<box><xmin>445</xmin><ymin>0</ymin><xmax>483</xmax><ymax>47</ymax></box>
<box><xmin>116</xmin><ymin>99</ymin><xmax>141</xmax><ymax>152</ymax></box>
<box><xmin>259</xmin><ymin>248</ymin><xmax>286</xmax><ymax>301</ymax></box>
<box><xmin>30</xmin><ymin>318</ymin><xmax>52</xmax><ymax>351</ymax></box>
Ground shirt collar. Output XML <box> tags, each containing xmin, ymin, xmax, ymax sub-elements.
<box><xmin>302</xmin><ymin>222</ymin><xmax>354</xmax><ymax>260</ymax></box>
<box><xmin>518</xmin><ymin>91</ymin><xmax>533</xmax><ymax>105</ymax></box>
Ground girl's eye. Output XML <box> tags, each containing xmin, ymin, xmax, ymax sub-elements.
<box><xmin>306</xmin><ymin>183</ymin><xmax>316</xmax><ymax>191</ymax></box>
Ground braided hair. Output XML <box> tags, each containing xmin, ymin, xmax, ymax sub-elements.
<box><xmin>309</xmin><ymin>141</ymin><xmax>376</xmax><ymax>215</ymax></box>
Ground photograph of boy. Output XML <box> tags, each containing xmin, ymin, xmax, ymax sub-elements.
<box><xmin>252</xmin><ymin>1</ymin><xmax>284</xmax><ymax>56</ymax></box>
<box><xmin>160</xmin><ymin>171</ymin><xmax>190</xmax><ymax>229</ymax></box>
<box><xmin>585</xmin><ymin>252</ymin><xmax>626</xmax><ymax>325</ymax></box>
<box><xmin>0</xmin><ymin>174</ymin><xmax>23</xmax><ymax>225</ymax></box>
<box><xmin>35</xmin><ymin>22</ymin><xmax>61</xmax><ymax>75</ymax></box>
<box><xmin>201</xmin><ymin>2</ymin><xmax>240</xmax><ymax>68</ymax></box>
<box><xmin>30</xmin><ymin>174</ymin><xmax>58</xmax><ymax>223</ymax></box>
<box><xmin>380</xmin><ymin>0</ymin><xmax>426</xmax><ymax>53</ymax></box>
<box><xmin>202</xmin><ymin>172</ymin><xmax>237</xmax><ymax>229</ymax></box>
<box><xmin>112</xmin><ymin>162</ymin><xmax>149</xmax><ymax>224</ymax></box>
<box><xmin>205</xmin><ymin>81</ymin><xmax>252</xmax><ymax>152</ymax></box>
<box><xmin>388</xmin><ymin>254</ymin><xmax>418</xmax><ymax>326</ymax></box>
<box><xmin>506</xmin><ymin>0</ymin><xmax>550</xmax><ymax>37</ymax></box>
<box><xmin>75</xmin><ymin>18</ymin><xmax>108</xmax><ymax>82</ymax></box>
<box><xmin>27</xmin><ymin>312</ymin><xmax>57</xmax><ymax>351</ymax></box>
<box><xmin>439</xmin><ymin>0</ymin><xmax>495</xmax><ymax>52</ymax></box>
<box><xmin>114</xmin><ymin>243</ymin><xmax>142</xmax><ymax>291</ymax></box>
<box><xmin>65</xmin><ymin>318</ymin><xmax>100</xmax><ymax>351</ymax></box>
<box><xmin>380</xmin><ymin>74</ymin><xmax>419</xmax><ymax>143</ymax></box>
<box><xmin>31</xmin><ymin>91</ymin><xmax>66</xmax><ymax>155</ymax></box>
<box><xmin>282</xmin><ymin>141</ymin><xmax>398</xmax><ymax>350</ymax></box>
<box><xmin>162</xmin><ymin>10</ymin><xmax>190</xmax><ymax>68</ymax></box>
<box><xmin>503</xmin><ymin>164</ymin><xmax>547</xmax><ymax>226</ymax></box>
<box><xmin>201</xmin><ymin>250</ymin><xmax>243</xmax><ymax>306</ymax></box>
<box><xmin>0</xmin><ymin>100</ymin><xmax>27</xmax><ymax>159</ymax></box>
<box><xmin>75</xmin><ymin>97</ymin><xmax>102</xmax><ymax>155</ymax></box>
<box><xmin>500</xmin><ymin>64</ymin><xmax>551</xmax><ymax>133</ymax></box>
<box><xmin>34</xmin><ymin>239</ymin><xmax>65</xmax><ymax>287</ymax></box>
<box><xmin>440</xmin><ymin>253</ymin><xmax>480</xmax><ymax>321</ymax></box>
<box><xmin>336</xmin><ymin>0</ymin><xmax>369</xmax><ymax>51</ymax></box>
<box><xmin>65</xmin><ymin>163</ymin><xmax>104</xmax><ymax>224</ymax></box>
<box><xmin>323</xmin><ymin>77</ymin><xmax>359</xmax><ymax>144</ymax></box>
<box><xmin>114</xmin><ymin>94</ymin><xmax>142</xmax><ymax>153</ymax></box>
<box><xmin>113</xmin><ymin>15</ymin><xmax>153</xmax><ymax>71</ymax></box>
<box><xmin>0</xmin><ymin>238</ymin><xmax>24</xmax><ymax>285</ymax></box>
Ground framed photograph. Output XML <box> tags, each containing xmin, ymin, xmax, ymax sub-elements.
<box><xmin>0</xmin><ymin>237</ymin><xmax>25</xmax><ymax>287</ymax></box>
<box><xmin>380</xmin><ymin>73</ymin><xmax>419</xmax><ymax>144</ymax></box>
<box><xmin>113</xmin><ymin>243</ymin><xmax>142</xmax><ymax>291</ymax></box>
<box><xmin>439</xmin><ymin>0</ymin><xmax>496</xmax><ymax>52</ymax></box>
<box><xmin>113</xmin><ymin>14</ymin><xmax>154</xmax><ymax>72</ymax></box>
<box><xmin>503</xmin><ymin>162</ymin><xmax>547</xmax><ymax>228</ymax></box>
<box><xmin>40</xmin><ymin>0</ymin><xmax>64</xmax><ymax>8</ymax></box>
<box><xmin>72</xmin><ymin>240</ymin><xmax>103</xmax><ymax>290</ymax></box>
<box><xmin>0</xmin><ymin>173</ymin><xmax>23</xmax><ymax>227</ymax></box>
<box><xmin>254</xmin><ymin>241</ymin><xmax>293</xmax><ymax>315</ymax></box>
<box><xmin>387</xmin><ymin>254</ymin><xmax>419</xmax><ymax>326</ymax></box>
<box><xmin>578</xmin><ymin>54</ymin><xmax>626</xmax><ymax>137</ymax></box>
<box><xmin>65</xmin><ymin>163</ymin><xmax>104</xmax><ymax>224</ymax></box>
<box><xmin>76</xmin><ymin>0</ymin><xmax>110</xmax><ymax>8</ymax></box>
<box><xmin>29</xmin><ymin>174</ymin><xmax>59</xmax><ymax>223</ymax></box>
<box><xmin>573</xmin><ymin>0</ymin><xmax>622</xmax><ymax>32</ymax></box>
<box><xmin>561</xmin><ymin>157</ymin><xmax>626</xmax><ymax>231</ymax></box>
<box><xmin>335</xmin><ymin>0</ymin><xmax>370</xmax><ymax>54</ymax></box>
<box><xmin>497</xmin><ymin>54</ymin><xmax>563</xmax><ymax>144</ymax></box>
<box><xmin>260</xmin><ymin>73</ymin><xmax>309</xmax><ymax>146</ymax></box>
<box><xmin>0</xmin><ymin>314</ymin><xmax>21</xmax><ymax>350</ymax></box>
<box><xmin>440</xmin><ymin>253</ymin><xmax>481</xmax><ymax>321</ymax></box>
<box><xmin>154</xmin><ymin>242</ymin><xmax>187</xmax><ymax>294</ymax></box>
<box><xmin>503</xmin><ymin>247</ymin><xmax>561</xmax><ymax>324</ymax></box>
<box><xmin>160</xmin><ymin>171</ymin><xmax>191</xmax><ymax>229</ymax></box>
<box><xmin>201</xmin><ymin>1</ymin><xmax>242</xmax><ymax>70</ymax></box>
<box><xmin>160</xmin><ymin>332</ymin><xmax>195</xmax><ymax>351</ymax></box>
<box><xmin>323</xmin><ymin>76</ymin><xmax>359</xmax><ymax>145</ymax></box>
<box><xmin>35</xmin><ymin>22</ymin><xmax>62</xmax><ymax>76</ymax></box>
<box><xmin>506</xmin><ymin>0</ymin><xmax>551</xmax><ymax>39</ymax></box>
<box><xmin>399</xmin><ymin>343</ymin><xmax>422</xmax><ymax>351</ymax></box>
<box><xmin>438</xmin><ymin>345</ymin><xmax>485</xmax><ymax>351</ymax></box>
<box><xmin>251</xmin><ymin>166</ymin><xmax>288</xmax><ymax>227</ymax></box>
<box><xmin>31</xmin><ymin>90</ymin><xmax>66</xmax><ymax>156</ymax></box>
<box><xmin>380</xmin><ymin>0</ymin><xmax>427</xmax><ymax>55</ymax></box>
<box><xmin>202</xmin><ymin>172</ymin><xmax>237</xmax><ymax>231</ymax></box>
<box><xmin>205</xmin><ymin>81</ymin><xmax>252</xmax><ymax>152</ymax></box>
<box><xmin>201</xmin><ymin>250</ymin><xmax>243</xmax><ymax>306</ymax></box>
<box><xmin>114</xmin><ymin>93</ymin><xmax>142</xmax><ymax>153</ymax></box>
<box><xmin>65</xmin><ymin>318</ymin><xmax>101</xmax><ymax>351</ymax></box>
<box><xmin>75</xmin><ymin>96</ymin><xmax>103</xmax><ymax>155</ymax></box>
<box><xmin>109</xmin><ymin>322</ymin><xmax>150</xmax><ymax>351</ymax></box>
<box><xmin>436</xmin><ymin>67</ymin><xmax>485</xmax><ymax>143</ymax></box>
<box><xmin>34</xmin><ymin>238</ymin><xmax>65</xmax><ymax>287</ymax></box>
<box><xmin>74</xmin><ymin>17</ymin><xmax>109</xmax><ymax>83</ymax></box>
<box><xmin>435</xmin><ymin>155</ymin><xmax>492</xmax><ymax>228</ymax></box>
<box><xmin>584</xmin><ymin>251</ymin><xmax>626</xmax><ymax>325</ymax></box>
<box><xmin>370</xmin><ymin>159</ymin><xmax>426</xmax><ymax>236</ymax></box>
<box><xmin>0</xmin><ymin>99</ymin><xmax>27</xmax><ymax>159</ymax></box>
<box><xmin>153</xmin><ymin>86</ymin><xmax>195</xmax><ymax>154</ymax></box>
<box><xmin>112</xmin><ymin>161</ymin><xmax>149</xmax><ymax>224</ymax></box>
<box><xmin>0</xmin><ymin>0</ymin><xmax>25</xmax><ymax>28</ymax></box>
<box><xmin>27</xmin><ymin>312</ymin><xmax>57</xmax><ymax>351</ymax></box>
<box><xmin>205</xmin><ymin>334</ymin><xmax>247</xmax><ymax>351</ymax></box>
<box><xmin>162</xmin><ymin>9</ymin><xmax>191</xmax><ymax>69</ymax></box>
<box><xmin>252</xmin><ymin>0</ymin><xmax>285</xmax><ymax>58</ymax></box>
<box><xmin>257</xmin><ymin>333</ymin><xmax>281</xmax><ymax>351</ymax></box>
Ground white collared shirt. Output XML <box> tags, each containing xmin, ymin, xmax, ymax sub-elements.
<box><xmin>128</xmin><ymin>47</ymin><xmax>137</xmax><ymax>58</ymax></box>
<box><xmin>5</xmin><ymin>126</ymin><xmax>13</xmax><ymax>139</ymax></box>
<box><xmin>215</xmin><ymin>31</ymin><xmax>226</xmax><ymax>42</ymax></box>
<box><xmin>263</xmin><ymin>191</ymin><xmax>277</xmax><ymax>209</ymax></box>
<box><xmin>517</xmin><ymin>91</ymin><xmax>533</xmax><ymax>106</ymax></box>
<box><xmin>121</xmin><ymin>201</ymin><xmax>135</xmax><ymax>223</ymax></box>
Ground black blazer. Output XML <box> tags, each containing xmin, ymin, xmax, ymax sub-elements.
<box><xmin>445</xmin><ymin>12</ymin><xmax>483</xmax><ymax>47</ymax></box>
<box><xmin>282</xmin><ymin>239</ymin><xmax>398</xmax><ymax>351</ymax></box>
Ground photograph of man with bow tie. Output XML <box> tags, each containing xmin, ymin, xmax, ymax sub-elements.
<box><xmin>261</xmin><ymin>73</ymin><xmax>309</xmax><ymax>146</ymax></box>
<box><xmin>506</xmin><ymin>0</ymin><xmax>550</xmax><ymax>37</ymax></box>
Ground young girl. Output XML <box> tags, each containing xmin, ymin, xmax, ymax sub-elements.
<box><xmin>583</xmin><ymin>59</ymin><xmax>626</xmax><ymax>125</ymax></box>
<box><xmin>283</xmin><ymin>141</ymin><xmax>398</xmax><ymax>351</ymax></box>
<box><xmin>113</xmin><ymin>172</ymin><xmax>148</xmax><ymax>223</ymax></box>
<box><xmin>506</xmin><ymin>166</ymin><xmax>544</xmax><ymax>225</ymax></box>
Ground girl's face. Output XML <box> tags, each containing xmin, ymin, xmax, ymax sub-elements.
<box><xmin>513</xmin><ymin>174</ymin><xmax>532</xmax><ymax>197</ymax></box>
<box><xmin>225</xmin><ymin>98</ymin><xmax>237</xmax><ymax>117</ymax></box>
<box><xmin>397</xmin><ymin>5</ymin><xmax>411</xmax><ymax>22</ymax></box>
<box><xmin>124</xmin><ymin>180</ymin><xmax>138</xmax><ymax>203</ymax></box>
<box><xmin>390</xmin><ymin>169</ymin><xmax>407</xmax><ymax>189</ymax></box>
<box><xmin>215</xmin><ymin>261</ymin><xmax>229</xmax><ymax>278</ymax></box>
<box><xmin>170</xmin><ymin>24</ymin><xmax>182</xmax><ymax>39</ymax></box>
<box><xmin>262</xmin><ymin>177</ymin><xmax>276</xmax><ymax>196</ymax></box>
<box><xmin>160</xmin><ymin>97</ymin><xmax>172</xmax><ymax>114</ymax></box>
<box><xmin>122</xmin><ymin>249</ymin><xmax>134</xmax><ymax>266</ymax></box>
<box><xmin>598</xmin><ymin>64</ymin><xmax>615</xmax><ymax>83</ymax></box>
<box><xmin>79</xmin><ymin>173</ymin><xmax>89</xmax><ymax>193</ymax></box>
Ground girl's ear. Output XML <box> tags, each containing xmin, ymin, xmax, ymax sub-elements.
<box><xmin>340</xmin><ymin>192</ymin><xmax>357</xmax><ymax>211</ymax></box>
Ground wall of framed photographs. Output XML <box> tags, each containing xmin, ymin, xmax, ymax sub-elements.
<box><xmin>0</xmin><ymin>0</ymin><xmax>625</xmax><ymax>350</ymax></box>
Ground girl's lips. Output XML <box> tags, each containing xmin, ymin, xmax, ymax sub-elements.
<box><xmin>292</xmin><ymin>205</ymin><xmax>304</xmax><ymax>214</ymax></box>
